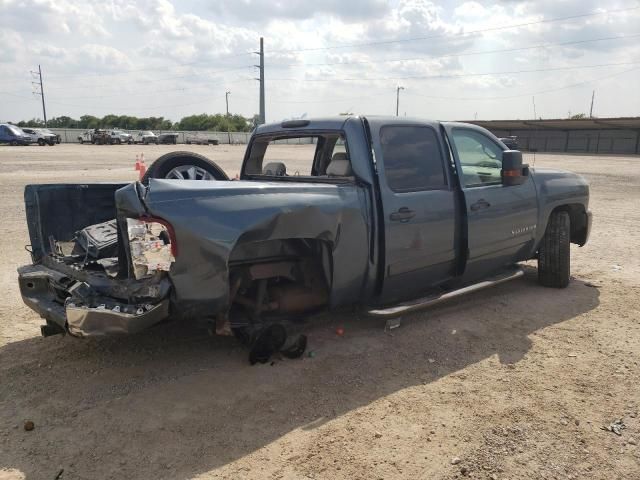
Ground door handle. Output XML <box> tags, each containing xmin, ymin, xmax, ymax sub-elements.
<box><xmin>470</xmin><ymin>199</ymin><xmax>491</xmax><ymax>211</ymax></box>
<box><xmin>389</xmin><ymin>207</ymin><xmax>416</xmax><ymax>222</ymax></box>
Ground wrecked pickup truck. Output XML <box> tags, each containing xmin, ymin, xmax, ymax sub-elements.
<box><xmin>18</xmin><ymin>116</ymin><xmax>591</xmax><ymax>352</ymax></box>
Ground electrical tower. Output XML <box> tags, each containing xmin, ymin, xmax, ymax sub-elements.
<box><xmin>30</xmin><ymin>65</ymin><xmax>47</xmax><ymax>126</ymax></box>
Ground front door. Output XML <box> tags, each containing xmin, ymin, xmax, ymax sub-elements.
<box><xmin>368</xmin><ymin>120</ymin><xmax>460</xmax><ymax>303</ymax></box>
<box><xmin>444</xmin><ymin>125</ymin><xmax>538</xmax><ymax>281</ymax></box>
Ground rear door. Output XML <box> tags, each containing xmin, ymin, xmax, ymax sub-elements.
<box><xmin>368</xmin><ymin>119</ymin><xmax>460</xmax><ymax>303</ymax></box>
<box><xmin>444</xmin><ymin>124</ymin><xmax>538</xmax><ymax>281</ymax></box>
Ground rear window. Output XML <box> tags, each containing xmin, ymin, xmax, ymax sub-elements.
<box><xmin>246</xmin><ymin>133</ymin><xmax>349</xmax><ymax>178</ymax></box>
<box><xmin>380</xmin><ymin>125</ymin><xmax>447</xmax><ymax>192</ymax></box>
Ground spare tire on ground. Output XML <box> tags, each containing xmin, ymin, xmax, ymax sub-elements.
<box><xmin>141</xmin><ymin>151</ymin><xmax>229</xmax><ymax>184</ymax></box>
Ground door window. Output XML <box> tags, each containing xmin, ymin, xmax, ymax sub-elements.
<box><xmin>451</xmin><ymin>129</ymin><xmax>503</xmax><ymax>187</ymax></box>
<box><xmin>380</xmin><ymin>125</ymin><xmax>447</xmax><ymax>192</ymax></box>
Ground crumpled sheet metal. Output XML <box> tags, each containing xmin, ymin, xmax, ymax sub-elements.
<box><xmin>140</xmin><ymin>179</ymin><xmax>371</xmax><ymax>318</ymax></box>
<box><xmin>66</xmin><ymin>299</ymin><xmax>169</xmax><ymax>337</ymax></box>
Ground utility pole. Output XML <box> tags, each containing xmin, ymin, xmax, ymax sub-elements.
<box><xmin>396</xmin><ymin>86</ymin><xmax>404</xmax><ymax>117</ymax></box>
<box><xmin>254</xmin><ymin>37</ymin><xmax>265</xmax><ymax>125</ymax></box>
<box><xmin>589</xmin><ymin>90</ymin><xmax>595</xmax><ymax>118</ymax></box>
<box><xmin>532</xmin><ymin>96</ymin><xmax>537</xmax><ymax>120</ymax></box>
<box><xmin>31</xmin><ymin>65</ymin><xmax>47</xmax><ymax>127</ymax></box>
<box><xmin>225</xmin><ymin>91</ymin><xmax>231</xmax><ymax>145</ymax></box>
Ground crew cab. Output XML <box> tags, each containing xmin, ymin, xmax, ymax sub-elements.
<box><xmin>18</xmin><ymin>117</ymin><xmax>591</xmax><ymax>359</ymax></box>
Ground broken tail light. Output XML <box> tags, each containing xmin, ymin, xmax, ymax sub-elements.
<box><xmin>127</xmin><ymin>217</ymin><xmax>176</xmax><ymax>280</ymax></box>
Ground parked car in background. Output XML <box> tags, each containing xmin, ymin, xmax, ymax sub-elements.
<box><xmin>157</xmin><ymin>132</ymin><xmax>178</xmax><ymax>144</ymax></box>
<box><xmin>0</xmin><ymin>124</ymin><xmax>31</xmax><ymax>145</ymax></box>
<box><xmin>108</xmin><ymin>130</ymin><xmax>133</xmax><ymax>144</ymax></box>
<box><xmin>134</xmin><ymin>131</ymin><xmax>158</xmax><ymax>145</ymax></box>
<box><xmin>500</xmin><ymin>136</ymin><xmax>518</xmax><ymax>150</ymax></box>
<box><xmin>39</xmin><ymin>128</ymin><xmax>61</xmax><ymax>144</ymax></box>
<box><xmin>22</xmin><ymin>128</ymin><xmax>57</xmax><ymax>146</ymax></box>
<box><xmin>78</xmin><ymin>130</ymin><xmax>95</xmax><ymax>144</ymax></box>
<box><xmin>186</xmin><ymin>133</ymin><xmax>219</xmax><ymax>145</ymax></box>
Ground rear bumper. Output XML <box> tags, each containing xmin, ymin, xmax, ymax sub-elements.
<box><xmin>18</xmin><ymin>264</ymin><xmax>170</xmax><ymax>337</ymax></box>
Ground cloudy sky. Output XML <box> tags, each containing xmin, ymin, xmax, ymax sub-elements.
<box><xmin>1</xmin><ymin>0</ymin><xmax>639</xmax><ymax>123</ymax></box>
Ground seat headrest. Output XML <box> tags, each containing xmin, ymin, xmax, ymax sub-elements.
<box><xmin>326</xmin><ymin>152</ymin><xmax>352</xmax><ymax>176</ymax></box>
<box><xmin>263</xmin><ymin>162</ymin><xmax>287</xmax><ymax>176</ymax></box>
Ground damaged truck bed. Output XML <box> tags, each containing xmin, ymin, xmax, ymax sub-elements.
<box><xmin>18</xmin><ymin>116</ymin><xmax>591</xmax><ymax>356</ymax></box>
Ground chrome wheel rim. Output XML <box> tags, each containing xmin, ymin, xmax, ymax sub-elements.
<box><xmin>165</xmin><ymin>165</ymin><xmax>215</xmax><ymax>180</ymax></box>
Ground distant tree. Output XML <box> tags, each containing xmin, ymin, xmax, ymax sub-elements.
<box><xmin>569</xmin><ymin>113</ymin><xmax>587</xmax><ymax>119</ymax></box>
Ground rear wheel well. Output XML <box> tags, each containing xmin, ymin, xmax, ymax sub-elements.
<box><xmin>227</xmin><ymin>238</ymin><xmax>332</xmax><ymax>324</ymax></box>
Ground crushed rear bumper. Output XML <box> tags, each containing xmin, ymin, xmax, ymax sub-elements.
<box><xmin>18</xmin><ymin>264</ymin><xmax>170</xmax><ymax>337</ymax></box>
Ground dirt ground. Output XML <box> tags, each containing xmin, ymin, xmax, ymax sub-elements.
<box><xmin>0</xmin><ymin>144</ymin><xmax>638</xmax><ymax>480</ymax></box>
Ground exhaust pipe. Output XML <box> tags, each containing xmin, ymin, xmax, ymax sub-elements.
<box><xmin>368</xmin><ymin>266</ymin><xmax>524</xmax><ymax>318</ymax></box>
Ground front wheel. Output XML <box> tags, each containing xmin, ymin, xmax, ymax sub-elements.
<box><xmin>37</xmin><ymin>139</ymin><xmax>45</xmax><ymax>146</ymax></box>
<box><xmin>538</xmin><ymin>211</ymin><xmax>570</xmax><ymax>288</ymax></box>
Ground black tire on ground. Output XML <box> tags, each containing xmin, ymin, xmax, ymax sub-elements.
<box><xmin>79</xmin><ymin>138</ymin><xmax>84</xmax><ymax>144</ymax></box>
<box><xmin>538</xmin><ymin>210</ymin><xmax>571</xmax><ymax>288</ymax></box>
<box><xmin>47</xmin><ymin>140</ymin><xmax>54</xmax><ymax>146</ymax></box>
<box><xmin>141</xmin><ymin>151</ymin><xmax>229</xmax><ymax>184</ymax></box>
<box><xmin>10</xmin><ymin>140</ymin><xmax>17</xmax><ymax>146</ymax></box>
<box><xmin>116</xmin><ymin>139</ymin><xmax>121</xmax><ymax>145</ymax></box>
<box><xmin>37</xmin><ymin>139</ymin><xmax>45</xmax><ymax>146</ymax></box>
<box><xmin>143</xmin><ymin>140</ymin><xmax>148</xmax><ymax>145</ymax></box>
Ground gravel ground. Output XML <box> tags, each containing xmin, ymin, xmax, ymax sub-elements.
<box><xmin>0</xmin><ymin>144</ymin><xmax>638</xmax><ymax>480</ymax></box>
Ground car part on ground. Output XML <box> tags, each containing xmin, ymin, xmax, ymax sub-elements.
<box><xmin>141</xmin><ymin>151</ymin><xmax>229</xmax><ymax>183</ymax></box>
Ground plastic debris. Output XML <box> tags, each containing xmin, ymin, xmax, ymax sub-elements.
<box><xmin>601</xmin><ymin>419</ymin><xmax>625</xmax><ymax>435</ymax></box>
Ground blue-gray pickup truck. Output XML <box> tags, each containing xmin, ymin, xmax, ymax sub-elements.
<box><xmin>18</xmin><ymin>116</ymin><xmax>591</xmax><ymax>360</ymax></box>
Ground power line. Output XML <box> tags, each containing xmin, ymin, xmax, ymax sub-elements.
<box><xmin>44</xmin><ymin>52</ymin><xmax>255</xmax><ymax>79</ymax></box>
<box><xmin>268</xmin><ymin>61</ymin><xmax>640</xmax><ymax>82</ymax></box>
<box><xmin>270</xmin><ymin>6</ymin><xmax>640</xmax><ymax>53</ymax></box>
<box><xmin>402</xmin><ymin>66</ymin><xmax>640</xmax><ymax>101</ymax></box>
<box><xmin>44</xmin><ymin>65</ymin><xmax>255</xmax><ymax>91</ymax></box>
<box><xmin>271</xmin><ymin>33</ymin><xmax>640</xmax><ymax>68</ymax></box>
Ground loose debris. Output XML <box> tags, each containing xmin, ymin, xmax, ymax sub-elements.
<box><xmin>24</xmin><ymin>420</ymin><xmax>34</xmax><ymax>431</ymax></box>
<box><xmin>601</xmin><ymin>419</ymin><xmax>625</xmax><ymax>435</ymax></box>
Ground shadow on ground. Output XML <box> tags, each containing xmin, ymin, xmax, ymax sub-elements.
<box><xmin>0</xmin><ymin>270</ymin><xmax>600</xmax><ymax>479</ymax></box>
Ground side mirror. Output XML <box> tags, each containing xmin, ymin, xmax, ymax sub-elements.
<box><xmin>502</xmin><ymin>150</ymin><xmax>529</xmax><ymax>186</ymax></box>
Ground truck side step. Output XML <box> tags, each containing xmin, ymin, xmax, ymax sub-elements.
<box><xmin>367</xmin><ymin>266</ymin><xmax>524</xmax><ymax>318</ymax></box>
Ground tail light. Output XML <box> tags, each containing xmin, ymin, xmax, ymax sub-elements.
<box><xmin>127</xmin><ymin>217</ymin><xmax>176</xmax><ymax>280</ymax></box>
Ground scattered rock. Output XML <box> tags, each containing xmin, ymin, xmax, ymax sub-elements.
<box><xmin>628</xmin><ymin>437</ymin><xmax>637</xmax><ymax>445</ymax></box>
<box><xmin>451</xmin><ymin>457</ymin><xmax>461</xmax><ymax>465</ymax></box>
<box><xmin>374</xmin><ymin>431</ymin><xmax>383</xmax><ymax>438</ymax></box>
<box><xmin>560</xmin><ymin>419</ymin><xmax>568</xmax><ymax>426</ymax></box>
<box><xmin>490</xmin><ymin>474</ymin><xmax>498</xmax><ymax>480</ymax></box>
<box><xmin>575</xmin><ymin>419</ymin><xmax>580</xmax><ymax>426</ymax></box>
<box><xmin>460</xmin><ymin>466</ymin><xmax>469</xmax><ymax>475</ymax></box>
<box><xmin>24</xmin><ymin>420</ymin><xmax>34</xmax><ymax>431</ymax></box>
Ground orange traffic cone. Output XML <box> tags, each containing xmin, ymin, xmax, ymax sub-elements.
<box><xmin>135</xmin><ymin>154</ymin><xmax>140</xmax><ymax>171</ymax></box>
<box><xmin>138</xmin><ymin>159</ymin><xmax>147</xmax><ymax>180</ymax></box>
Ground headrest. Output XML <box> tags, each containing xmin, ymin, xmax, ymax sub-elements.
<box><xmin>263</xmin><ymin>162</ymin><xmax>287</xmax><ymax>176</ymax></box>
<box><xmin>326</xmin><ymin>153</ymin><xmax>352</xmax><ymax>176</ymax></box>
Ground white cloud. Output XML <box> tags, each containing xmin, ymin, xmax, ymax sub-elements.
<box><xmin>0</xmin><ymin>0</ymin><xmax>638</xmax><ymax>122</ymax></box>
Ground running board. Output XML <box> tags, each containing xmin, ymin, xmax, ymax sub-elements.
<box><xmin>367</xmin><ymin>267</ymin><xmax>525</xmax><ymax>318</ymax></box>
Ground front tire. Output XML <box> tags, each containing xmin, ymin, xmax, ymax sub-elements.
<box><xmin>38</xmin><ymin>139</ymin><xmax>45</xmax><ymax>146</ymax></box>
<box><xmin>538</xmin><ymin>211</ymin><xmax>570</xmax><ymax>288</ymax></box>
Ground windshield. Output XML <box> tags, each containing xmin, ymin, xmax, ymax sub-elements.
<box><xmin>8</xmin><ymin>125</ymin><xmax>24</xmax><ymax>135</ymax></box>
<box><xmin>142</xmin><ymin>131</ymin><xmax>154</xmax><ymax>135</ymax></box>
